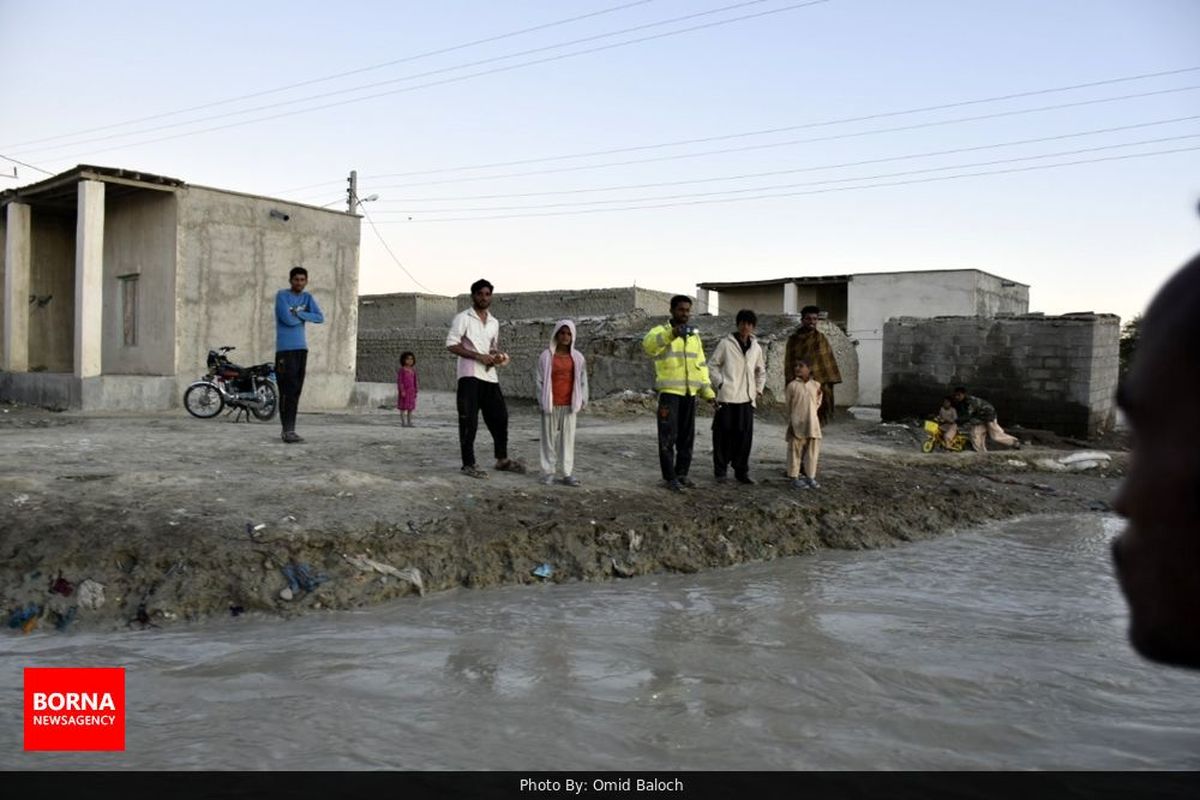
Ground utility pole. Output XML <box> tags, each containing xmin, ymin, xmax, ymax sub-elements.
<box><xmin>347</xmin><ymin>169</ymin><xmax>358</xmax><ymax>213</ymax></box>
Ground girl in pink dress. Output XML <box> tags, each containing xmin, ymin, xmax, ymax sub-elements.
<box><xmin>396</xmin><ymin>352</ymin><xmax>419</xmax><ymax>427</ymax></box>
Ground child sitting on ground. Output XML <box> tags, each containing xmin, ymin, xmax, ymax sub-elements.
<box><xmin>936</xmin><ymin>395</ymin><xmax>958</xmax><ymax>448</ymax></box>
<box><xmin>785</xmin><ymin>360</ymin><xmax>823</xmax><ymax>489</ymax></box>
<box><xmin>396</xmin><ymin>352</ymin><xmax>419</xmax><ymax>427</ymax></box>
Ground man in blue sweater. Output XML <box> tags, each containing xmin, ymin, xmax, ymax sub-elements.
<box><xmin>275</xmin><ymin>266</ymin><xmax>325</xmax><ymax>443</ymax></box>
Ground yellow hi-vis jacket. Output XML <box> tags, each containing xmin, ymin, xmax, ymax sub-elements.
<box><xmin>642</xmin><ymin>323</ymin><xmax>716</xmax><ymax>399</ymax></box>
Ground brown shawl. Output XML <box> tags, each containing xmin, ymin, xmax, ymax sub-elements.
<box><xmin>784</xmin><ymin>327</ymin><xmax>842</xmax><ymax>385</ymax></box>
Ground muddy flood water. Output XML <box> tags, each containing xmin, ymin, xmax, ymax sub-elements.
<box><xmin>3</xmin><ymin>513</ymin><xmax>1198</xmax><ymax>770</ymax></box>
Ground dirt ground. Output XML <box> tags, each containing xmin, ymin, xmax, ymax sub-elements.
<box><xmin>1</xmin><ymin>391</ymin><xmax>1126</xmax><ymax>633</ymax></box>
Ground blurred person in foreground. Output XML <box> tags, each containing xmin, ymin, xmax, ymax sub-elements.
<box><xmin>1112</xmin><ymin>249</ymin><xmax>1200</xmax><ymax>670</ymax></box>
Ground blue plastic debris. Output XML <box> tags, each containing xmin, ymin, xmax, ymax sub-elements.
<box><xmin>7</xmin><ymin>603</ymin><xmax>41</xmax><ymax>629</ymax></box>
<box><xmin>281</xmin><ymin>563</ymin><xmax>329</xmax><ymax>593</ymax></box>
<box><xmin>532</xmin><ymin>563</ymin><xmax>553</xmax><ymax>579</ymax></box>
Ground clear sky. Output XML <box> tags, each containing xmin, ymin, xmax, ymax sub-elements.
<box><xmin>2</xmin><ymin>0</ymin><xmax>1197</xmax><ymax>321</ymax></box>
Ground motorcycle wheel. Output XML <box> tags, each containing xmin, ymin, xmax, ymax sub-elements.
<box><xmin>921</xmin><ymin>439</ymin><xmax>935</xmax><ymax>453</ymax></box>
<box><xmin>251</xmin><ymin>380</ymin><xmax>279</xmax><ymax>421</ymax></box>
<box><xmin>184</xmin><ymin>382</ymin><xmax>224</xmax><ymax>419</ymax></box>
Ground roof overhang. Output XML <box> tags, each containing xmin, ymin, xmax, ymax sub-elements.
<box><xmin>0</xmin><ymin>164</ymin><xmax>185</xmax><ymax>212</ymax></box>
<box><xmin>697</xmin><ymin>275</ymin><xmax>852</xmax><ymax>291</ymax></box>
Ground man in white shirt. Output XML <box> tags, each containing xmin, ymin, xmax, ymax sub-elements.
<box><xmin>708</xmin><ymin>309</ymin><xmax>766</xmax><ymax>484</ymax></box>
<box><xmin>445</xmin><ymin>279</ymin><xmax>526</xmax><ymax>478</ymax></box>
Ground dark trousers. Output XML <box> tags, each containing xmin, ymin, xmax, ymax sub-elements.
<box><xmin>457</xmin><ymin>377</ymin><xmax>508</xmax><ymax>467</ymax></box>
<box><xmin>819</xmin><ymin>383</ymin><xmax>835</xmax><ymax>425</ymax></box>
<box><xmin>712</xmin><ymin>402</ymin><xmax>754</xmax><ymax>478</ymax></box>
<box><xmin>275</xmin><ymin>349</ymin><xmax>308</xmax><ymax>433</ymax></box>
<box><xmin>656</xmin><ymin>393</ymin><xmax>697</xmax><ymax>481</ymax></box>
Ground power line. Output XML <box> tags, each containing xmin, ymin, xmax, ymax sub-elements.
<box><xmin>370</xmin><ymin>144</ymin><xmax>1200</xmax><ymax>222</ymax></box>
<box><xmin>359</xmin><ymin>205</ymin><xmax>436</xmax><ymax>294</ymax></box>
<box><xmin>0</xmin><ymin>0</ymin><xmax>661</xmax><ymax>152</ymax></box>
<box><xmin>0</xmin><ymin>154</ymin><xmax>54</xmax><ymax>176</ymax></box>
<box><xmin>16</xmin><ymin>0</ymin><xmax>809</xmax><ymax>160</ymax></box>
<box><xmin>279</xmin><ymin>65</ymin><xmax>1200</xmax><ymax>201</ymax></box>
<box><xmin>361</xmin><ymin>84</ymin><xmax>1200</xmax><ymax>190</ymax></box>
<box><xmin>22</xmin><ymin>0</ymin><xmax>832</xmax><ymax>166</ymax></box>
<box><xmin>366</xmin><ymin>133</ymin><xmax>1200</xmax><ymax>213</ymax></box>
<box><xmin>20</xmin><ymin>1</ymin><xmax>766</xmax><ymax>159</ymax></box>
<box><xmin>358</xmin><ymin>65</ymin><xmax>1200</xmax><ymax>180</ymax></box>
<box><xmin>364</xmin><ymin>114</ymin><xmax>1200</xmax><ymax>203</ymax></box>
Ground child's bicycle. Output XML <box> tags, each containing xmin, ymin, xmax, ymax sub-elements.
<box><xmin>921</xmin><ymin>420</ymin><xmax>968</xmax><ymax>453</ymax></box>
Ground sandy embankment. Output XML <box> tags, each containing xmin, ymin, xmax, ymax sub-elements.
<box><xmin>0</xmin><ymin>392</ymin><xmax>1124</xmax><ymax>632</ymax></box>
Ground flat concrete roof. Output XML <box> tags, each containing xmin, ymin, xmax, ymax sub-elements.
<box><xmin>0</xmin><ymin>164</ymin><xmax>186</xmax><ymax>211</ymax></box>
<box><xmin>698</xmin><ymin>268</ymin><xmax>1028</xmax><ymax>290</ymax></box>
<box><xmin>0</xmin><ymin>164</ymin><xmax>355</xmax><ymax>216</ymax></box>
<box><xmin>697</xmin><ymin>274</ymin><xmax>852</xmax><ymax>290</ymax></box>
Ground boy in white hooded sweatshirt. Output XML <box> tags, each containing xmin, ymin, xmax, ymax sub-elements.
<box><xmin>535</xmin><ymin>319</ymin><xmax>589</xmax><ymax>486</ymax></box>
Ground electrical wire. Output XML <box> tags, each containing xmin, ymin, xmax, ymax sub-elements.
<box><xmin>0</xmin><ymin>154</ymin><xmax>54</xmax><ymax>176</ymax></box>
<box><xmin>366</xmin><ymin>133</ymin><xmax>1200</xmax><ymax>213</ymax></box>
<box><xmin>361</xmin><ymin>85</ymin><xmax>1200</xmax><ymax>190</ymax></box>
<box><xmin>363</xmin><ymin>114</ymin><xmax>1200</xmax><ymax>203</ymax></box>
<box><xmin>19</xmin><ymin>0</ymin><xmax>831</xmax><ymax>166</ymax></box>
<box><xmin>359</xmin><ymin>205</ymin><xmax>436</xmax><ymax>293</ymax></box>
<box><xmin>367</xmin><ymin>144</ymin><xmax>1200</xmax><ymax>222</ymax></box>
<box><xmin>361</xmin><ymin>65</ymin><xmax>1200</xmax><ymax>180</ymax></box>
<box><xmin>0</xmin><ymin>0</ymin><xmax>661</xmax><ymax>152</ymax></box>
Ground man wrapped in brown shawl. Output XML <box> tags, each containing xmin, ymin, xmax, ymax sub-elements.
<box><xmin>784</xmin><ymin>305</ymin><xmax>842</xmax><ymax>424</ymax></box>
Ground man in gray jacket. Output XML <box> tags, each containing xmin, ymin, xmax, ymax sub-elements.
<box><xmin>708</xmin><ymin>309</ymin><xmax>766</xmax><ymax>484</ymax></box>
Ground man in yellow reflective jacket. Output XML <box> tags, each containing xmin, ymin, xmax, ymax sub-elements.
<box><xmin>643</xmin><ymin>295</ymin><xmax>716</xmax><ymax>492</ymax></box>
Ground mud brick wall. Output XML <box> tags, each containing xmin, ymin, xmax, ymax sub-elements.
<box><xmin>453</xmin><ymin>287</ymin><xmax>675</xmax><ymax>321</ymax></box>
<box><xmin>881</xmin><ymin>314</ymin><xmax>1120</xmax><ymax>437</ymax></box>
<box><xmin>357</xmin><ymin>312</ymin><xmax>859</xmax><ymax>406</ymax></box>
<box><xmin>358</xmin><ymin>293</ymin><xmax>457</xmax><ymax>329</ymax></box>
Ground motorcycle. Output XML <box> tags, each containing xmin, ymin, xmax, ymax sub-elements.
<box><xmin>183</xmin><ymin>346</ymin><xmax>278</xmax><ymax>422</ymax></box>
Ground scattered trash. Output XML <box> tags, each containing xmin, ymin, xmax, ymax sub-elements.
<box><xmin>52</xmin><ymin>607</ymin><xmax>77</xmax><ymax>631</ymax></box>
<box><xmin>49</xmin><ymin>573</ymin><xmax>75</xmax><ymax>597</ymax></box>
<box><xmin>77</xmin><ymin>579</ymin><xmax>106</xmax><ymax>610</ymax></box>
<box><xmin>611</xmin><ymin>558</ymin><xmax>635</xmax><ymax>578</ymax></box>
<box><xmin>532</xmin><ymin>563</ymin><xmax>554</xmax><ymax>579</ymax></box>
<box><xmin>11</xmin><ymin>493</ymin><xmax>30</xmax><ymax>507</ymax></box>
<box><xmin>1005</xmin><ymin>459</ymin><xmax>1027</xmax><ymax>468</ymax></box>
<box><xmin>281</xmin><ymin>563</ymin><xmax>328</xmax><ymax>594</ymax></box>
<box><xmin>1058</xmin><ymin>451</ymin><xmax>1112</xmax><ymax>472</ymax></box>
<box><xmin>279</xmin><ymin>587</ymin><xmax>294</xmax><ymax>601</ymax></box>
<box><xmin>1088</xmin><ymin>499</ymin><xmax>1111</xmax><ymax>512</ymax></box>
<box><xmin>230</xmin><ymin>605</ymin><xmax>245</xmax><ymax>617</ymax></box>
<box><xmin>7</xmin><ymin>603</ymin><xmax>41</xmax><ymax>630</ymax></box>
<box><xmin>627</xmin><ymin>530</ymin><xmax>644</xmax><ymax>553</ymax></box>
<box><xmin>342</xmin><ymin>554</ymin><xmax>425</xmax><ymax>595</ymax></box>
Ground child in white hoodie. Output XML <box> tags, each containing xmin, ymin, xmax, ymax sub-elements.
<box><xmin>535</xmin><ymin>320</ymin><xmax>589</xmax><ymax>486</ymax></box>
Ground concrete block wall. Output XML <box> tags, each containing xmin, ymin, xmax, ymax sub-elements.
<box><xmin>356</xmin><ymin>312</ymin><xmax>859</xmax><ymax>407</ymax></box>
<box><xmin>175</xmin><ymin>186</ymin><xmax>361</xmax><ymax>409</ymax></box>
<box><xmin>358</xmin><ymin>293</ymin><xmax>457</xmax><ymax>329</ymax></box>
<box><xmin>453</xmin><ymin>286</ymin><xmax>675</xmax><ymax>321</ymax></box>
<box><xmin>881</xmin><ymin>314</ymin><xmax>1120</xmax><ymax>437</ymax></box>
